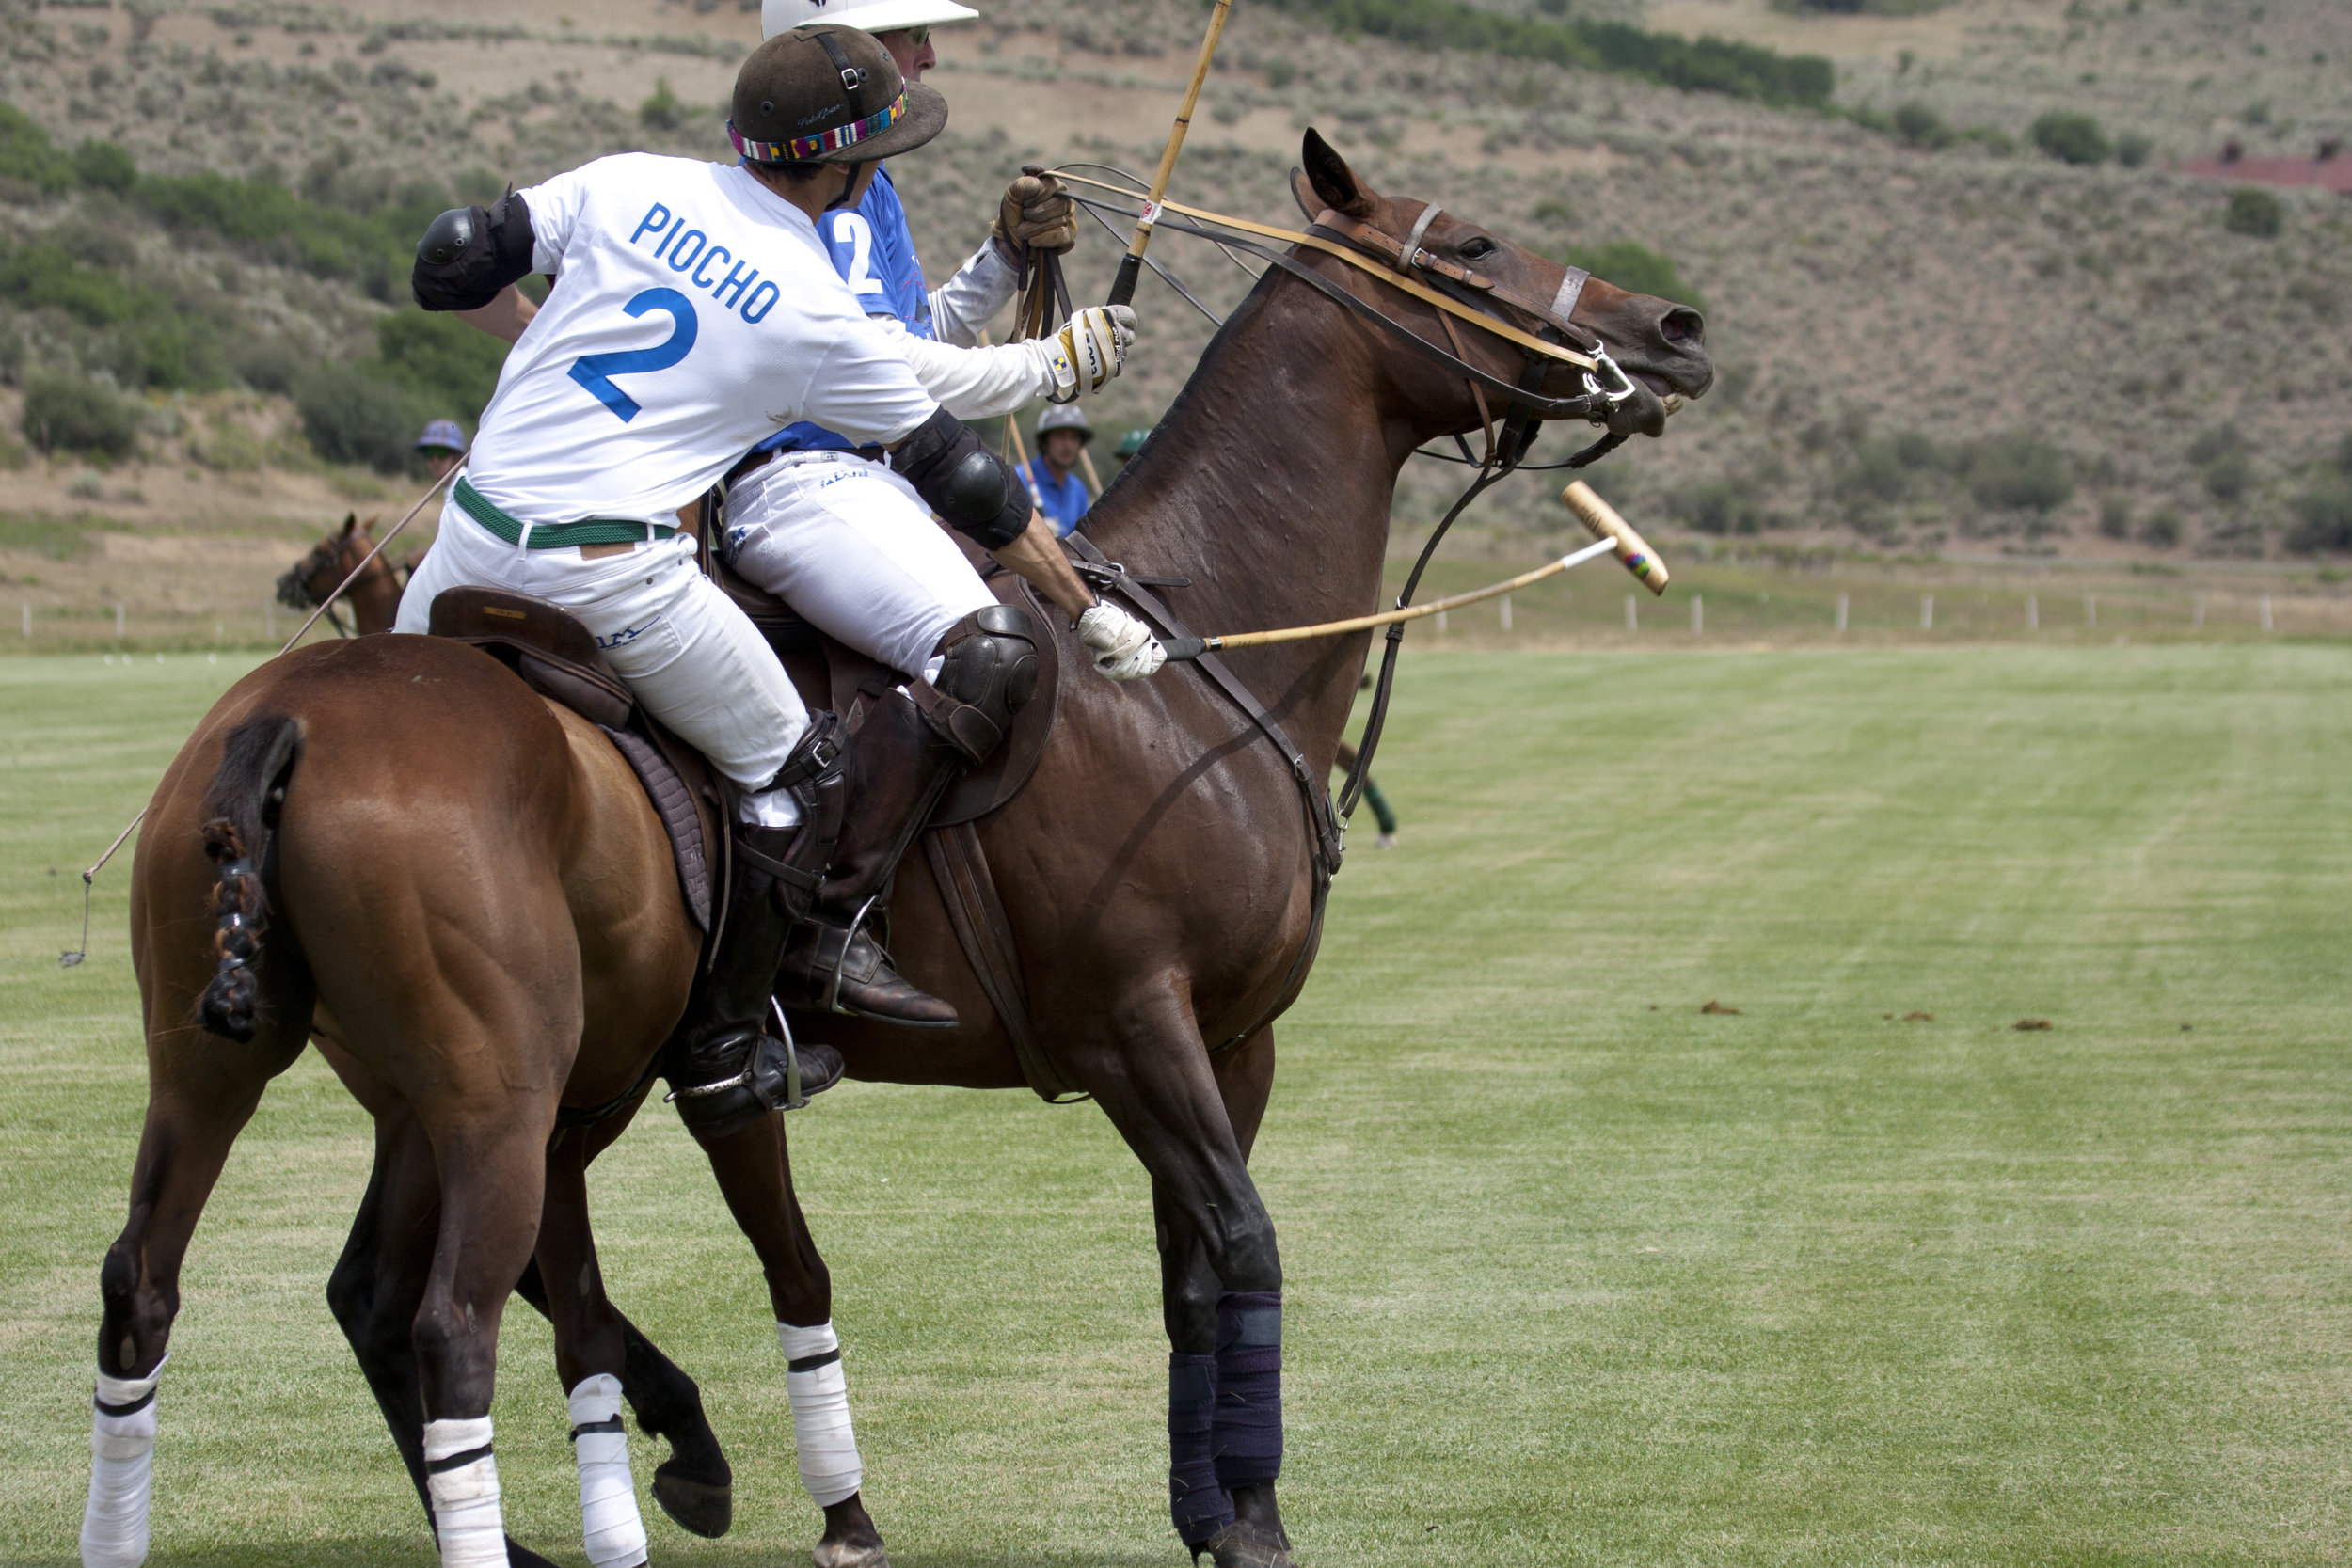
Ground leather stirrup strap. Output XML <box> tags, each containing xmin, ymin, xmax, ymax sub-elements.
<box><xmin>923</xmin><ymin>822</ymin><xmax>1086</xmax><ymax>1103</ymax></box>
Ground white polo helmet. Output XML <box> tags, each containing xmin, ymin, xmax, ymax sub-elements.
<box><xmin>1037</xmin><ymin>404</ymin><xmax>1092</xmax><ymax>439</ymax></box>
<box><xmin>762</xmin><ymin>0</ymin><xmax>977</xmax><ymax>40</ymax></box>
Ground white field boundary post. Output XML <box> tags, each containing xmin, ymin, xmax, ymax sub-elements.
<box><xmin>2261</xmin><ymin>594</ymin><xmax>2274</xmax><ymax>632</ymax></box>
<box><xmin>1921</xmin><ymin>595</ymin><xmax>1932</xmax><ymax>632</ymax></box>
<box><xmin>2193</xmin><ymin>594</ymin><xmax>2206</xmax><ymax>629</ymax></box>
<box><xmin>1836</xmin><ymin>592</ymin><xmax>1848</xmax><ymax>633</ymax></box>
<box><xmin>2026</xmin><ymin>594</ymin><xmax>2038</xmax><ymax>631</ymax></box>
<box><xmin>1692</xmin><ymin>595</ymin><xmax>1703</xmax><ymax>637</ymax></box>
<box><xmin>1625</xmin><ymin>594</ymin><xmax>1637</xmax><ymax>633</ymax></box>
<box><xmin>2086</xmin><ymin>594</ymin><xmax>2097</xmax><ymax>627</ymax></box>
<box><xmin>1499</xmin><ymin>594</ymin><xmax>1512</xmax><ymax>633</ymax></box>
<box><xmin>1435</xmin><ymin>610</ymin><xmax>1447</xmax><ymax>634</ymax></box>
<box><xmin>20</xmin><ymin>601</ymin><xmax>28</xmax><ymax>638</ymax></box>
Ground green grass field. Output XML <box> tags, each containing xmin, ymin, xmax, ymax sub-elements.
<box><xmin>3</xmin><ymin>644</ymin><xmax>2348</xmax><ymax>1566</ymax></box>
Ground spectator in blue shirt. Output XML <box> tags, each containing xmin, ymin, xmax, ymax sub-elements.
<box><xmin>1019</xmin><ymin>404</ymin><xmax>1093</xmax><ymax>537</ymax></box>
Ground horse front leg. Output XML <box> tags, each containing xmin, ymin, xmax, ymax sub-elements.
<box><xmin>1085</xmin><ymin>990</ymin><xmax>1294</xmax><ymax>1568</ymax></box>
<box><xmin>697</xmin><ymin>1111</ymin><xmax>887</xmax><ymax>1568</ymax></box>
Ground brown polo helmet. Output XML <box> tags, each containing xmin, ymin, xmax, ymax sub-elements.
<box><xmin>728</xmin><ymin>24</ymin><xmax>946</xmax><ymax>165</ymax></box>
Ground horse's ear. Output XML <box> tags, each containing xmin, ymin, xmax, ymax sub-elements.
<box><xmin>1299</xmin><ymin>129</ymin><xmax>1375</xmax><ymax>219</ymax></box>
<box><xmin>340</xmin><ymin>513</ymin><xmax>357</xmax><ymax>535</ymax></box>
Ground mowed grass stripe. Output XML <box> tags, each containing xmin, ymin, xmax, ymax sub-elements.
<box><xmin>1</xmin><ymin>646</ymin><xmax>2346</xmax><ymax>1564</ymax></box>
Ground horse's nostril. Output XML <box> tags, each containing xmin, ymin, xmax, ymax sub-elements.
<box><xmin>1661</xmin><ymin>307</ymin><xmax>1705</xmax><ymax>345</ymax></box>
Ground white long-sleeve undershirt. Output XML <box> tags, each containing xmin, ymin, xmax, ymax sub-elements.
<box><xmin>869</xmin><ymin>240</ymin><xmax>1067</xmax><ymax>420</ymax></box>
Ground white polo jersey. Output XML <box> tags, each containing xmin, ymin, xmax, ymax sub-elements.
<box><xmin>465</xmin><ymin>153</ymin><xmax>939</xmax><ymax>528</ymax></box>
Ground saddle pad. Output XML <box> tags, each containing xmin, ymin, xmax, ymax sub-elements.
<box><xmin>601</xmin><ymin>726</ymin><xmax>712</xmax><ymax>932</ymax></box>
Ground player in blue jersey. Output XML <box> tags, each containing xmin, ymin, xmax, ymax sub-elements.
<box><xmin>718</xmin><ymin>0</ymin><xmax>1151</xmax><ymax>1027</ymax></box>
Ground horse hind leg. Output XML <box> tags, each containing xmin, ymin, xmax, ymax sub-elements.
<box><xmin>511</xmin><ymin>1259</ymin><xmax>738</xmax><ymax>1542</ymax></box>
<box><xmin>88</xmin><ymin>730</ymin><xmax>316</xmax><ymax>1566</ymax></box>
<box><xmin>324</xmin><ymin>1095</ymin><xmax>568</xmax><ymax>1568</ymax></box>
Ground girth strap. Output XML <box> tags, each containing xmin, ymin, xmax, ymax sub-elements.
<box><xmin>1064</xmin><ymin>533</ymin><xmax>1341</xmax><ymax>1055</ymax></box>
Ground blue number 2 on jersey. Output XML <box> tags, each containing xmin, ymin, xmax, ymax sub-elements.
<box><xmin>567</xmin><ymin>288</ymin><xmax>698</xmax><ymax>422</ymax></box>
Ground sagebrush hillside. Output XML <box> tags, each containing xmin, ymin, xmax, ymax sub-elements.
<box><xmin>0</xmin><ymin>0</ymin><xmax>2344</xmax><ymax>583</ymax></box>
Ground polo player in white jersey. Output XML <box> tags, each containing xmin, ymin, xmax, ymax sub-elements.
<box><xmin>397</xmin><ymin>24</ymin><xmax>1167</xmax><ymax>1143</ymax></box>
<box><xmin>719</xmin><ymin>0</ymin><xmax>1144</xmax><ymax>1027</ymax></box>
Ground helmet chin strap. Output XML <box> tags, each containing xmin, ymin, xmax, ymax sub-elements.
<box><xmin>824</xmin><ymin>162</ymin><xmax>870</xmax><ymax>212</ymax></box>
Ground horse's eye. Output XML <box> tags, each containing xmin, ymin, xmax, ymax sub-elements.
<box><xmin>1458</xmin><ymin>237</ymin><xmax>1497</xmax><ymax>260</ymax></box>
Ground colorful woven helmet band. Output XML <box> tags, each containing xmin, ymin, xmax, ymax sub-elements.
<box><xmin>730</xmin><ymin>91</ymin><xmax>908</xmax><ymax>162</ymax></box>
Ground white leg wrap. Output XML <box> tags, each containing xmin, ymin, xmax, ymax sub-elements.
<box><xmin>566</xmin><ymin>1375</ymin><xmax>647</xmax><ymax>1568</ymax></box>
<box><xmin>423</xmin><ymin>1417</ymin><xmax>505</xmax><ymax>1568</ymax></box>
<box><xmin>777</xmin><ymin>1321</ymin><xmax>864</xmax><ymax>1508</ymax></box>
<box><xmin>81</xmin><ymin>1359</ymin><xmax>165</xmax><ymax>1568</ymax></box>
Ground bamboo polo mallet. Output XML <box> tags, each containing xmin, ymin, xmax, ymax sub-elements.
<box><xmin>1156</xmin><ymin>482</ymin><xmax>1671</xmax><ymax>661</ymax></box>
<box><xmin>1105</xmin><ymin>0</ymin><xmax>1236</xmax><ymax>309</ymax></box>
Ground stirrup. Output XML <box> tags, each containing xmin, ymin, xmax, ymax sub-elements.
<box><xmin>664</xmin><ymin>1008</ymin><xmax>843</xmax><ymax>1139</ymax></box>
<box><xmin>781</xmin><ymin>899</ymin><xmax>959</xmax><ymax>1029</ymax></box>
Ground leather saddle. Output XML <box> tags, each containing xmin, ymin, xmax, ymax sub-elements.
<box><xmin>424</xmin><ymin>546</ymin><xmax>1064</xmax><ymax>926</ymax></box>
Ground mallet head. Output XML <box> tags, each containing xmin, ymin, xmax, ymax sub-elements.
<box><xmin>1561</xmin><ymin>481</ymin><xmax>1669</xmax><ymax>596</ymax></box>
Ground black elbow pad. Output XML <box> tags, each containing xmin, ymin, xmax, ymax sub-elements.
<box><xmin>891</xmin><ymin>407</ymin><xmax>1031</xmax><ymax>551</ymax></box>
<box><xmin>412</xmin><ymin>192</ymin><xmax>535</xmax><ymax>312</ymax></box>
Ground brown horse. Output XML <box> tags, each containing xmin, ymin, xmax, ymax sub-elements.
<box><xmin>95</xmin><ymin>133</ymin><xmax>1708</xmax><ymax>1568</ymax></box>
<box><xmin>276</xmin><ymin>513</ymin><xmax>407</xmax><ymax>638</ymax></box>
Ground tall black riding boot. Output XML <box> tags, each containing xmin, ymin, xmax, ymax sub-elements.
<box><xmin>775</xmin><ymin>606</ymin><xmax>1039</xmax><ymax>1028</ymax></box>
<box><xmin>663</xmin><ymin>716</ymin><xmax>850</xmax><ymax>1141</ymax></box>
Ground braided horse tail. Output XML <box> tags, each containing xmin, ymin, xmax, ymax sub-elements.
<box><xmin>196</xmin><ymin>716</ymin><xmax>302</xmax><ymax>1042</ymax></box>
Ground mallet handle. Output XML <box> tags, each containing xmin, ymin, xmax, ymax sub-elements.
<box><xmin>1562</xmin><ymin>481</ymin><xmax>1670</xmax><ymax>596</ymax></box>
<box><xmin>1162</xmin><ymin>536</ymin><xmax>1620</xmax><ymax>660</ymax></box>
<box><xmin>1108</xmin><ymin>0</ymin><xmax>1234</xmax><ymax>308</ymax></box>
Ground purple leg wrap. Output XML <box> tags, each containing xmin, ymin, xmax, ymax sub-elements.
<box><xmin>1169</xmin><ymin>1353</ymin><xmax>1233</xmax><ymax>1547</ymax></box>
<box><xmin>1212</xmin><ymin>1290</ymin><xmax>1283</xmax><ymax>1489</ymax></box>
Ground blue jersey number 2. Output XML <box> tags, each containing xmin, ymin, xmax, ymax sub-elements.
<box><xmin>567</xmin><ymin>288</ymin><xmax>698</xmax><ymax>423</ymax></box>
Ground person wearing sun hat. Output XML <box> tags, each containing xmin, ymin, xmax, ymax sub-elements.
<box><xmin>1016</xmin><ymin>402</ymin><xmax>1094</xmax><ymax>536</ymax></box>
<box><xmin>412</xmin><ymin>418</ymin><xmax>467</xmax><ymax>481</ymax></box>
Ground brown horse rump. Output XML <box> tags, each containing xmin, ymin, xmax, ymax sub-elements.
<box><xmin>427</xmin><ymin>586</ymin><xmax>723</xmax><ymax>933</ymax></box>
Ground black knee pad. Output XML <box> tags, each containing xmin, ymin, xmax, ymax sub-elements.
<box><xmin>915</xmin><ymin>605</ymin><xmax>1038</xmax><ymax>764</ymax></box>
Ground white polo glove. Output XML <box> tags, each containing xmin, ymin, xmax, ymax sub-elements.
<box><xmin>1076</xmin><ymin>602</ymin><xmax>1165</xmax><ymax>681</ymax></box>
<box><xmin>1044</xmin><ymin>306</ymin><xmax>1137</xmax><ymax>403</ymax></box>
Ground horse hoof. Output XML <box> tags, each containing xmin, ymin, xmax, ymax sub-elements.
<box><xmin>813</xmin><ymin>1538</ymin><xmax>890</xmax><ymax>1568</ymax></box>
<box><xmin>651</xmin><ymin>1467</ymin><xmax>734</xmax><ymax>1538</ymax></box>
<box><xmin>1202</xmin><ymin>1520</ymin><xmax>1295</xmax><ymax>1568</ymax></box>
<box><xmin>504</xmin><ymin>1534</ymin><xmax>564</xmax><ymax>1568</ymax></box>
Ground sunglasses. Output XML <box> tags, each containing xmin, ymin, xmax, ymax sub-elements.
<box><xmin>885</xmin><ymin>25</ymin><xmax>930</xmax><ymax>46</ymax></box>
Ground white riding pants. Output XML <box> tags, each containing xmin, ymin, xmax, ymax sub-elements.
<box><xmin>397</xmin><ymin>494</ymin><xmax>809</xmax><ymax>819</ymax></box>
<box><xmin>721</xmin><ymin>451</ymin><xmax>998</xmax><ymax>683</ymax></box>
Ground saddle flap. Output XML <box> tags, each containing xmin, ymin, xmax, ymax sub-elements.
<box><xmin>427</xmin><ymin>587</ymin><xmax>635</xmax><ymax>731</ymax></box>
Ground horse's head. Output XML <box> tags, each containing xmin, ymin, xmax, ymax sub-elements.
<box><xmin>1290</xmin><ymin>130</ymin><xmax>1711</xmax><ymax>446</ymax></box>
<box><xmin>277</xmin><ymin>514</ymin><xmax>372</xmax><ymax>612</ymax></box>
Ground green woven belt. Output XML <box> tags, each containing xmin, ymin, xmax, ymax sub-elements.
<box><xmin>454</xmin><ymin>476</ymin><xmax>677</xmax><ymax>550</ymax></box>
